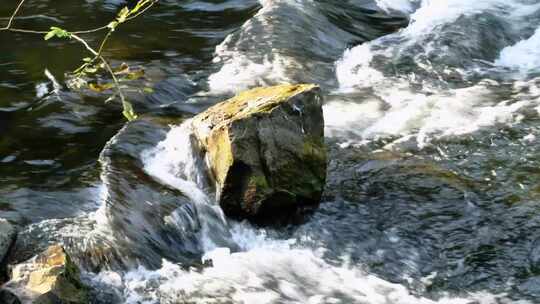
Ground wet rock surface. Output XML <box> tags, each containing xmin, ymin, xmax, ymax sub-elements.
<box><xmin>191</xmin><ymin>84</ymin><xmax>327</xmax><ymax>220</ymax></box>
<box><xmin>0</xmin><ymin>288</ymin><xmax>21</xmax><ymax>304</ymax></box>
<box><xmin>0</xmin><ymin>219</ymin><xmax>16</xmax><ymax>283</ymax></box>
<box><xmin>3</xmin><ymin>245</ymin><xmax>89</xmax><ymax>304</ymax></box>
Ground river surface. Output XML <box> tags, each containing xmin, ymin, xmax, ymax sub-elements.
<box><xmin>2</xmin><ymin>0</ymin><xmax>540</xmax><ymax>303</ymax></box>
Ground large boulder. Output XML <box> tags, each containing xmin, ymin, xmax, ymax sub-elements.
<box><xmin>191</xmin><ymin>84</ymin><xmax>327</xmax><ymax>219</ymax></box>
<box><xmin>3</xmin><ymin>245</ymin><xmax>89</xmax><ymax>304</ymax></box>
<box><xmin>0</xmin><ymin>219</ymin><xmax>16</xmax><ymax>282</ymax></box>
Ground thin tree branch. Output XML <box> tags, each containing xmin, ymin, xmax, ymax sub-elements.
<box><xmin>6</xmin><ymin>28</ymin><xmax>48</xmax><ymax>34</ymax></box>
<box><xmin>126</xmin><ymin>0</ymin><xmax>158</xmax><ymax>21</ymax></box>
<box><xmin>71</xmin><ymin>34</ymin><xmax>99</xmax><ymax>56</ymax></box>
<box><xmin>0</xmin><ymin>0</ymin><xmax>157</xmax><ymax>35</ymax></box>
<box><xmin>1</xmin><ymin>0</ymin><xmax>26</xmax><ymax>30</ymax></box>
<box><xmin>1</xmin><ymin>0</ymin><xmax>156</xmax><ymax>120</ymax></box>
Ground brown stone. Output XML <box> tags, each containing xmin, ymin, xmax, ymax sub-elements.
<box><xmin>4</xmin><ymin>245</ymin><xmax>89</xmax><ymax>304</ymax></box>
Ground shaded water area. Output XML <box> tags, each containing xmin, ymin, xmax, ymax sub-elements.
<box><xmin>2</xmin><ymin>0</ymin><xmax>540</xmax><ymax>303</ymax></box>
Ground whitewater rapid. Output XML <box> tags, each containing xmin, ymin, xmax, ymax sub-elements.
<box><xmin>326</xmin><ymin>0</ymin><xmax>540</xmax><ymax>148</ymax></box>
<box><xmin>74</xmin><ymin>0</ymin><xmax>540</xmax><ymax>303</ymax></box>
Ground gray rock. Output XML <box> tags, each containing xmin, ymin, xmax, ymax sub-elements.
<box><xmin>0</xmin><ymin>219</ymin><xmax>15</xmax><ymax>263</ymax></box>
<box><xmin>191</xmin><ymin>84</ymin><xmax>327</xmax><ymax>219</ymax></box>
<box><xmin>0</xmin><ymin>289</ymin><xmax>22</xmax><ymax>304</ymax></box>
<box><xmin>0</xmin><ymin>218</ymin><xmax>16</xmax><ymax>283</ymax></box>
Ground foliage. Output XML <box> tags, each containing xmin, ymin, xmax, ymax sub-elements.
<box><xmin>1</xmin><ymin>0</ymin><xmax>159</xmax><ymax>121</ymax></box>
<box><xmin>44</xmin><ymin>27</ymin><xmax>70</xmax><ymax>40</ymax></box>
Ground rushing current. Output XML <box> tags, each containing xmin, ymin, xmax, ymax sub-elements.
<box><xmin>2</xmin><ymin>0</ymin><xmax>540</xmax><ymax>303</ymax></box>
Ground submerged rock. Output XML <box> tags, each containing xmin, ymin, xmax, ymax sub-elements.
<box><xmin>0</xmin><ymin>219</ymin><xmax>15</xmax><ymax>261</ymax></box>
<box><xmin>191</xmin><ymin>84</ymin><xmax>327</xmax><ymax>219</ymax></box>
<box><xmin>4</xmin><ymin>245</ymin><xmax>89</xmax><ymax>304</ymax></box>
<box><xmin>0</xmin><ymin>219</ymin><xmax>16</xmax><ymax>282</ymax></box>
<box><xmin>0</xmin><ymin>289</ymin><xmax>21</xmax><ymax>304</ymax></box>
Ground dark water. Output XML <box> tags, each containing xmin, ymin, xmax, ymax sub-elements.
<box><xmin>2</xmin><ymin>0</ymin><xmax>540</xmax><ymax>303</ymax></box>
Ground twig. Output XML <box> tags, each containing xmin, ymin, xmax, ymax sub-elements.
<box><xmin>5</xmin><ymin>28</ymin><xmax>48</xmax><ymax>34</ymax></box>
<box><xmin>1</xmin><ymin>0</ymin><xmax>26</xmax><ymax>30</ymax></box>
<box><xmin>71</xmin><ymin>34</ymin><xmax>99</xmax><ymax>56</ymax></box>
<box><xmin>0</xmin><ymin>0</ymin><xmax>106</xmax><ymax>34</ymax></box>
<box><xmin>1</xmin><ymin>0</ymin><xmax>157</xmax><ymax>120</ymax></box>
<box><xmin>126</xmin><ymin>0</ymin><xmax>158</xmax><ymax>21</ymax></box>
<box><xmin>0</xmin><ymin>0</ymin><xmax>158</xmax><ymax>35</ymax></box>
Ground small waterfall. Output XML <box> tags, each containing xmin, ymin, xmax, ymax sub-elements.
<box><xmin>83</xmin><ymin>119</ymin><xmax>237</xmax><ymax>270</ymax></box>
<box><xmin>140</xmin><ymin>121</ymin><xmax>234</xmax><ymax>252</ymax></box>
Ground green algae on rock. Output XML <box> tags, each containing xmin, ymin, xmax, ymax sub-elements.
<box><xmin>191</xmin><ymin>84</ymin><xmax>327</xmax><ymax>219</ymax></box>
<box><xmin>3</xmin><ymin>245</ymin><xmax>89</xmax><ymax>304</ymax></box>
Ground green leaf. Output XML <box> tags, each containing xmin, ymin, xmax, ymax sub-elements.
<box><xmin>117</xmin><ymin>7</ymin><xmax>130</xmax><ymax>23</ymax></box>
<box><xmin>122</xmin><ymin>101</ymin><xmax>138</xmax><ymax>121</ymax></box>
<box><xmin>82</xmin><ymin>57</ymin><xmax>93</xmax><ymax>63</ymax></box>
<box><xmin>44</xmin><ymin>27</ymin><xmax>71</xmax><ymax>40</ymax></box>
<box><xmin>143</xmin><ymin>87</ymin><xmax>154</xmax><ymax>94</ymax></box>
<box><xmin>44</xmin><ymin>31</ymin><xmax>55</xmax><ymax>41</ymax></box>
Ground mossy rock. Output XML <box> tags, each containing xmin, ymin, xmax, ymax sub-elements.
<box><xmin>4</xmin><ymin>245</ymin><xmax>89</xmax><ymax>304</ymax></box>
<box><xmin>191</xmin><ymin>84</ymin><xmax>327</xmax><ymax>220</ymax></box>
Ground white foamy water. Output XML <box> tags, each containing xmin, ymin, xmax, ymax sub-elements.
<box><xmin>89</xmin><ymin>225</ymin><xmax>526</xmax><ymax>304</ymax></box>
<box><xmin>208</xmin><ymin>0</ymin><xmax>350</xmax><ymax>94</ymax></box>
<box><xmin>375</xmin><ymin>0</ymin><xmax>420</xmax><ymax>14</ymax></box>
<box><xmin>496</xmin><ymin>27</ymin><xmax>540</xmax><ymax>73</ymax></box>
<box><xmin>330</xmin><ymin>0</ymin><xmax>540</xmax><ymax>148</ymax></box>
<box><xmin>336</xmin><ymin>0</ymin><xmax>540</xmax><ymax>91</ymax></box>
<box><xmin>324</xmin><ymin>80</ymin><xmax>539</xmax><ymax>147</ymax></box>
<box><xmin>209</xmin><ymin>50</ymin><xmax>294</xmax><ymax>94</ymax></box>
<box><xmin>207</xmin><ymin>0</ymin><xmax>300</xmax><ymax>93</ymax></box>
<box><xmin>82</xmin><ymin>2</ymin><xmax>540</xmax><ymax>302</ymax></box>
<box><xmin>87</xmin><ymin>119</ymin><xmax>530</xmax><ymax>304</ymax></box>
<box><xmin>141</xmin><ymin>122</ymin><xmax>231</xmax><ymax>251</ymax></box>
<box><xmin>141</xmin><ymin>123</ymin><xmax>210</xmax><ymax>205</ymax></box>
<box><xmin>404</xmin><ymin>0</ymin><xmax>509</xmax><ymax>35</ymax></box>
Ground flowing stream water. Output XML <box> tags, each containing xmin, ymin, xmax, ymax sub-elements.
<box><xmin>2</xmin><ymin>0</ymin><xmax>540</xmax><ymax>303</ymax></box>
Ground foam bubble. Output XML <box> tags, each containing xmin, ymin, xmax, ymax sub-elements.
<box><xmin>496</xmin><ymin>27</ymin><xmax>540</xmax><ymax>73</ymax></box>
<box><xmin>336</xmin><ymin>43</ymin><xmax>386</xmax><ymax>91</ymax></box>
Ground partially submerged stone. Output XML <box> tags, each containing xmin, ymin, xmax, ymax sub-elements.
<box><xmin>4</xmin><ymin>245</ymin><xmax>89</xmax><ymax>304</ymax></box>
<box><xmin>0</xmin><ymin>219</ymin><xmax>15</xmax><ymax>262</ymax></box>
<box><xmin>0</xmin><ymin>219</ymin><xmax>16</xmax><ymax>282</ymax></box>
<box><xmin>191</xmin><ymin>84</ymin><xmax>327</xmax><ymax>219</ymax></box>
<box><xmin>0</xmin><ymin>289</ymin><xmax>21</xmax><ymax>304</ymax></box>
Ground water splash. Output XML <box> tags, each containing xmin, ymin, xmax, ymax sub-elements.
<box><xmin>329</xmin><ymin>0</ymin><xmax>540</xmax><ymax>148</ymax></box>
<box><xmin>88</xmin><ymin>226</ymin><xmax>527</xmax><ymax>304</ymax></box>
<box><xmin>496</xmin><ymin>27</ymin><xmax>540</xmax><ymax>73</ymax></box>
<box><xmin>141</xmin><ymin>122</ymin><xmax>232</xmax><ymax>252</ymax></box>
